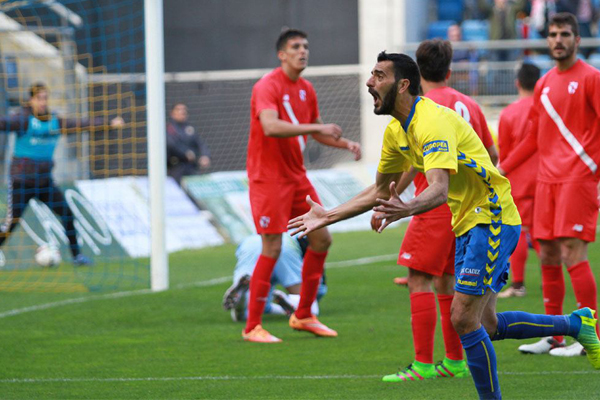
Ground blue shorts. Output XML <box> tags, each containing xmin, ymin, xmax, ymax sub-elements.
<box><xmin>454</xmin><ymin>224</ymin><xmax>521</xmax><ymax>295</ymax></box>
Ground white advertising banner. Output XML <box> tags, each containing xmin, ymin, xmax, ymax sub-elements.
<box><xmin>75</xmin><ymin>177</ymin><xmax>224</xmax><ymax>257</ymax></box>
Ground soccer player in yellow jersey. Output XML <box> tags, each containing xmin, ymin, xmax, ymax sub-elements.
<box><xmin>289</xmin><ymin>52</ymin><xmax>600</xmax><ymax>399</ymax></box>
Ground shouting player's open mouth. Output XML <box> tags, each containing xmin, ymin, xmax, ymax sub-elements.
<box><xmin>369</xmin><ymin>88</ymin><xmax>381</xmax><ymax>107</ymax></box>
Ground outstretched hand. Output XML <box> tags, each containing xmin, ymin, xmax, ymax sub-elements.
<box><xmin>288</xmin><ymin>195</ymin><xmax>328</xmax><ymax>238</ymax></box>
<box><xmin>370</xmin><ymin>211</ymin><xmax>384</xmax><ymax>232</ymax></box>
<box><xmin>347</xmin><ymin>140</ymin><xmax>362</xmax><ymax>161</ymax></box>
<box><xmin>372</xmin><ymin>181</ymin><xmax>412</xmax><ymax>233</ymax></box>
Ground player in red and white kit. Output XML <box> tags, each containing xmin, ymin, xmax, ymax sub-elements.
<box><xmin>378</xmin><ymin>39</ymin><xmax>498</xmax><ymax>382</ymax></box>
<box><xmin>497</xmin><ymin>63</ymin><xmax>542</xmax><ymax>299</ymax></box>
<box><xmin>499</xmin><ymin>13</ymin><xmax>600</xmax><ymax>356</ymax></box>
<box><xmin>243</xmin><ymin>29</ymin><xmax>362</xmax><ymax>343</ymax></box>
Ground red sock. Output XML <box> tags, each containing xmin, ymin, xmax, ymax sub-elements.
<box><xmin>437</xmin><ymin>294</ymin><xmax>463</xmax><ymax>361</ymax></box>
<box><xmin>245</xmin><ymin>255</ymin><xmax>277</xmax><ymax>333</ymax></box>
<box><xmin>411</xmin><ymin>292</ymin><xmax>437</xmax><ymax>364</ymax></box>
<box><xmin>541</xmin><ymin>264</ymin><xmax>565</xmax><ymax>343</ymax></box>
<box><xmin>568</xmin><ymin>261</ymin><xmax>599</xmax><ymax>335</ymax></box>
<box><xmin>296</xmin><ymin>248</ymin><xmax>327</xmax><ymax>319</ymax></box>
<box><xmin>510</xmin><ymin>230</ymin><xmax>528</xmax><ymax>284</ymax></box>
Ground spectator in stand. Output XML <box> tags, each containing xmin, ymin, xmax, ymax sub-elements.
<box><xmin>448</xmin><ymin>24</ymin><xmax>480</xmax><ymax>95</ymax></box>
<box><xmin>531</xmin><ymin>0</ymin><xmax>598</xmax><ymax>43</ymax></box>
<box><xmin>557</xmin><ymin>0</ymin><xmax>599</xmax><ymax>57</ymax></box>
<box><xmin>166</xmin><ymin>102</ymin><xmax>211</xmax><ymax>184</ymax></box>
<box><xmin>448</xmin><ymin>24</ymin><xmax>476</xmax><ymax>63</ymax></box>
<box><xmin>477</xmin><ymin>0</ymin><xmax>530</xmax><ymax>61</ymax></box>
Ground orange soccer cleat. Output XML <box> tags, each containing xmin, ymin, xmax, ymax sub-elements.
<box><xmin>242</xmin><ymin>325</ymin><xmax>282</xmax><ymax>343</ymax></box>
<box><xmin>289</xmin><ymin>313</ymin><xmax>338</xmax><ymax>337</ymax></box>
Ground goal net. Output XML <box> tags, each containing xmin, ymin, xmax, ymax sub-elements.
<box><xmin>0</xmin><ymin>0</ymin><xmax>152</xmax><ymax>292</ymax></box>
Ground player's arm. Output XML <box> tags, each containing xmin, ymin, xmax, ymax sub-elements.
<box><xmin>371</xmin><ymin>166</ymin><xmax>417</xmax><ymax>231</ymax></box>
<box><xmin>497</xmin><ymin>112</ymin><xmax>512</xmax><ymax>164</ymax></box>
<box><xmin>486</xmin><ymin>144</ymin><xmax>499</xmax><ymax>166</ymax></box>
<box><xmin>473</xmin><ymin>106</ymin><xmax>498</xmax><ymax>166</ymax></box>
<box><xmin>311</xmin><ymin>116</ymin><xmax>361</xmax><ymax>160</ymax></box>
<box><xmin>60</xmin><ymin>115</ymin><xmax>124</xmax><ymax>133</ymax></box>
<box><xmin>288</xmin><ymin>171</ymin><xmax>402</xmax><ymax>238</ymax></box>
<box><xmin>497</xmin><ymin>116</ymin><xmax>537</xmax><ymax>175</ymax></box>
<box><xmin>499</xmin><ymin>84</ymin><xmax>541</xmax><ymax>175</ymax></box>
<box><xmin>0</xmin><ymin>112</ymin><xmax>29</xmax><ymax>133</ymax></box>
<box><xmin>259</xmin><ymin>110</ymin><xmax>341</xmax><ymax>139</ymax></box>
<box><xmin>373</xmin><ymin>168</ymin><xmax>449</xmax><ymax>232</ymax></box>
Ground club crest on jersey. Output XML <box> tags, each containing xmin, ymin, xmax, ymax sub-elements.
<box><xmin>185</xmin><ymin>126</ymin><xmax>195</xmax><ymax>135</ymax></box>
<box><xmin>259</xmin><ymin>216</ymin><xmax>270</xmax><ymax>228</ymax></box>
<box><xmin>299</xmin><ymin>89</ymin><xmax>306</xmax><ymax>101</ymax></box>
<box><xmin>423</xmin><ymin>140</ymin><xmax>449</xmax><ymax>156</ymax></box>
<box><xmin>568</xmin><ymin>81</ymin><xmax>578</xmax><ymax>94</ymax></box>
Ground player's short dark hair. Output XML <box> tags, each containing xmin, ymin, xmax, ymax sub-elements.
<box><xmin>171</xmin><ymin>102</ymin><xmax>187</xmax><ymax>111</ymax></box>
<box><xmin>517</xmin><ymin>63</ymin><xmax>540</xmax><ymax>91</ymax></box>
<box><xmin>416</xmin><ymin>39</ymin><xmax>452</xmax><ymax>83</ymax></box>
<box><xmin>276</xmin><ymin>28</ymin><xmax>308</xmax><ymax>52</ymax></box>
<box><xmin>548</xmin><ymin>12</ymin><xmax>579</xmax><ymax>37</ymax></box>
<box><xmin>29</xmin><ymin>82</ymin><xmax>48</xmax><ymax>98</ymax></box>
<box><xmin>377</xmin><ymin>51</ymin><xmax>421</xmax><ymax>96</ymax></box>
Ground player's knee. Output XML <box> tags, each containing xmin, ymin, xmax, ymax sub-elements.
<box><xmin>559</xmin><ymin>239</ymin><xmax>587</xmax><ymax>266</ymax></box>
<box><xmin>481</xmin><ymin>314</ymin><xmax>498</xmax><ymax>338</ymax></box>
<box><xmin>433</xmin><ymin>274</ymin><xmax>454</xmax><ymax>295</ymax></box>
<box><xmin>309</xmin><ymin>232</ymin><xmax>332</xmax><ymax>252</ymax></box>
<box><xmin>261</xmin><ymin>235</ymin><xmax>283</xmax><ymax>258</ymax></box>
<box><xmin>408</xmin><ymin>270</ymin><xmax>434</xmax><ymax>293</ymax></box>
<box><xmin>538</xmin><ymin>243</ymin><xmax>561</xmax><ymax>265</ymax></box>
<box><xmin>450</xmin><ymin>308</ymin><xmax>473</xmax><ymax>336</ymax></box>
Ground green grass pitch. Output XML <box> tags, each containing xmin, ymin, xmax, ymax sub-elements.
<box><xmin>0</xmin><ymin>224</ymin><xmax>599</xmax><ymax>399</ymax></box>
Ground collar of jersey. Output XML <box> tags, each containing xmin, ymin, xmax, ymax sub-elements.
<box><xmin>403</xmin><ymin>96</ymin><xmax>421</xmax><ymax>132</ymax></box>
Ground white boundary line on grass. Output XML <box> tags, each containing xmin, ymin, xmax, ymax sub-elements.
<box><xmin>0</xmin><ymin>370</ymin><xmax>598</xmax><ymax>384</ymax></box>
<box><xmin>0</xmin><ymin>254</ymin><xmax>398</xmax><ymax>319</ymax></box>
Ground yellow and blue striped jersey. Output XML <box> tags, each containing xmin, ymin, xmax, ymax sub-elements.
<box><xmin>377</xmin><ymin>96</ymin><xmax>521</xmax><ymax>236</ymax></box>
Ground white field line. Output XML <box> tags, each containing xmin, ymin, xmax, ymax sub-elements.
<box><xmin>0</xmin><ymin>254</ymin><xmax>398</xmax><ymax>319</ymax></box>
<box><xmin>0</xmin><ymin>370</ymin><xmax>598</xmax><ymax>384</ymax></box>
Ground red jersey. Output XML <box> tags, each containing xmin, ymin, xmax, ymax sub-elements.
<box><xmin>498</xmin><ymin>96</ymin><xmax>538</xmax><ymax>199</ymax></box>
<box><xmin>502</xmin><ymin>60</ymin><xmax>600</xmax><ymax>183</ymax></box>
<box><xmin>413</xmin><ymin>86</ymin><xmax>495</xmax><ymax>218</ymax></box>
<box><xmin>246</xmin><ymin>67</ymin><xmax>319</xmax><ymax>182</ymax></box>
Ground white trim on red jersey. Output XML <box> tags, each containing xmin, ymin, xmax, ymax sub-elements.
<box><xmin>540</xmin><ymin>87</ymin><xmax>598</xmax><ymax>174</ymax></box>
<box><xmin>282</xmin><ymin>94</ymin><xmax>306</xmax><ymax>152</ymax></box>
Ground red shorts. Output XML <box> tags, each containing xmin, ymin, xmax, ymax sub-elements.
<box><xmin>397</xmin><ymin>216</ymin><xmax>455</xmax><ymax>276</ymax></box>
<box><xmin>514</xmin><ymin>196</ymin><xmax>534</xmax><ymax>228</ymax></box>
<box><xmin>249</xmin><ymin>176</ymin><xmax>321</xmax><ymax>234</ymax></box>
<box><xmin>533</xmin><ymin>180</ymin><xmax>599</xmax><ymax>242</ymax></box>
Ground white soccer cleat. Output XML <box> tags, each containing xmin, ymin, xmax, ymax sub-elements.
<box><xmin>549</xmin><ymin>341</ymin><xmax>586</xmax><ymax>357</ymax></box>
<box><xmin>518</xmin><ymin>337</ymin><xmax>565</xmax><ymax>354</ymax></box>
<box><xmin>272</xmin><ymin>290</ymin><xmax>295</xmax><ymax>317</ymax></box>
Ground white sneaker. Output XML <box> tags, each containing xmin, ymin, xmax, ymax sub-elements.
<box><xmin>518</xmin><ymin>337</ymin><xmax>566</xmax><ymax>354</ymax></box>
<box><xmin>498</xmin><ymin>286</ymin><xmax>526</xmax><ymax>298</ymax></box>
<box><xmin>272</xmin><ymin>290</ymin><xmax>295</xmax><ymax>317</ymax></box>
<box><xmin>549</xmin><ymin>342</ymin><xmax>586</xmax><ymax>357</ymax></box>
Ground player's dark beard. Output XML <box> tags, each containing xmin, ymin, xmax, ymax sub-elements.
<box><xmin>551</xmin><ymin>43</ymin><xmax>575</xmax><ymax>61</ymax></box>
<box><xmin>374</xmin><ymin>82</ymin><xmax>398</xmax><ymax>115</ymax></box>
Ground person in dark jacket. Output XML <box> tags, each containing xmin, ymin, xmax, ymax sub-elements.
<box><xmin>166</xmin><ymin>103</ymin><xmax>210</xmax><ymax>184</ymax></box>
<box><xmin>0</xmin><ymin>83</ymin><xmax>123</xmax><ymax>266</ymax></box>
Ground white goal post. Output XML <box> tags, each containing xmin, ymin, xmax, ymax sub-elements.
<box><xmin>144</xmin><ymin>0</ymin><xmax>168</xmax><ymax>292</ymax></box>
